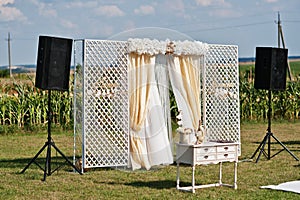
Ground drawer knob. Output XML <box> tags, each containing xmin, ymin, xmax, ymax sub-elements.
<box><xmin>204</xmin><ymin>155</ymin><xmax>209</xmax><ymax>159</ymax></box>
<box><xmin>224</xmin><ymin>154</ymin><xmax>228</xmax><ymax>157</ymax></box>
<box><xmin>224</xmin><ymin>147</ymin><xmax>229</xmax><ymax>150</ymax></box>
<box><xmin>204</xmin><ymin>148</ymin><xmax>209</xmax><ymax>151</ymax></box>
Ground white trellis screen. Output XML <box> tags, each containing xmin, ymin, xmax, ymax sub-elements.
<box><xmin>74</xmin><ymin>40</ymin><xmax>240</xmax><ymax>170</ymax></box>
<box><xmin>74</xmin><ymin>40</ymin><xmax>129</xmax><ymax>169</ymax></box>
<box><xmin>203</xmin><ymin>45</ymin><xmax>240</xmax><ymax>151</ymax></box>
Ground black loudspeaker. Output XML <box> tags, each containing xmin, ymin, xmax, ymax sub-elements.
<box><xmin>35</xmin><ymin>36</ymin><xmax>73</xmax><ymax>91</ymax></box>
<box><xmin>254</xmin><ymin>47</ymin><xmax>288</xmax><ymax>91</ymax></box>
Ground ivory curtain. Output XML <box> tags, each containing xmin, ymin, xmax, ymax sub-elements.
<box><xmin>128</xmin><ymin>53</ymin><xmax>153</xmax><ymax>170</ymax></box>
<box><xmin>128</xmin><ymin>53</ymin><xmax>153</xmax><ymax>132</ymax></box>
<box><xmin>128</xmin><ymin>52</ymin><xmax>173</xmax><ymax>170</ymax></box>
<box><xmin>168</xmin><ymin>55</ymin><xmax>202</xmax><ymax>130</ymax></box>
<box><xmin>127</xmin><ymin>38</ymin><xmax>208</xmax><ymax>170</ymax></box>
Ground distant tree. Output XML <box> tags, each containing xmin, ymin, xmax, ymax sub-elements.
<box><xmin>0</xmin><ymin>69</ymin><xmax>10</xmax><ymax>78</ymax></box>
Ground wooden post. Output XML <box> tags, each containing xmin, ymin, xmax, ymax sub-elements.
<box><xmin>7</xmin><ymin>32</ymin><xmax>12</xmax><ymax>78</ymax></box>
<box><xmin>277</xmin><ymin>12</ymin><xmax>293</xmax><ymax>81</ymax></box>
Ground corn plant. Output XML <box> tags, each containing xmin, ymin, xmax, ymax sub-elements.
<box><xmin>1</xmin><ymin>64</ymin><xmax>300</xmax><ymax>130</ymax></box>
<box><xmin>239</xmin><ymin>67</ymin><xmax>300</xmax><ymax>121</ymax></box>
<box><xmin>0</xmin><ymin>75</ymin><xmax>73</xmax><ymax>129</ymax></box>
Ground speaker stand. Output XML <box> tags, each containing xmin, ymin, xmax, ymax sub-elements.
<box><xmin>21</xmin><ymin>90</ymin><xmax>82</xmax><ymax>181</ymax></box>
<box><xmin>251</xmin><ymin>90</ymin><xmax>299</xmax><ymax>163</ymax></box>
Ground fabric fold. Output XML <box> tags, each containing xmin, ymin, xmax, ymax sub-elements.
<box><xmin>127</xmin><ymin>38</ymin><xmax>207</xmax><ymax>170</ymax></box>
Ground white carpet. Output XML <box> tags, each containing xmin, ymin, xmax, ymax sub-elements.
<box><xmin>261</xmin><ymin>181</ymin><xmax>300</xmax><ymax>194</ymax></box>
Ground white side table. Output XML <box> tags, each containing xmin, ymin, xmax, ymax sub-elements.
<box><xmin>176</xmin><ymin>142</ymin><xmax>239</xmax><ymax>193</ymax></box>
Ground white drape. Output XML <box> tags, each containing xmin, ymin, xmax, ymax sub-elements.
<box><xmin>168</xmin><ymin>55</ymin><xmax>202</xmax><ymax>130</ymax></box>
<box><xmin>129</xmin><ymin>53</ymin><xmax>173</xmax><ymax>170</ymax></box>
<box><xmin>128</xmin><ymin>38</ymin><xmax>207</xmax><ymax>170</ymax></box>
<box><xmin>155</xmin><ymin>54</ymin><xmax>173</xmax><ymax>146</ymax></box>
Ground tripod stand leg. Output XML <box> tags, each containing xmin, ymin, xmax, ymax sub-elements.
<box><xmin>21</xmin><ymin>90</ymin><xmax>82</xmax><ymax>180</ymax></box>
<box><xmin>251</xmin><ymin>133</ymin><xmax>269</xmax><ymax>161</ymax></box>
<box><xmin>51</xmin><ymin>142</ymin><xmax>82</xmax><ymax>174</ymax></box>
<box><xmin>255</xmin><ymin>133</ymin><xmax>269</xmax><ymax>163</ymax></box>
<box><xmin>271</xmin><ymin>134</ymin><xmax>299</xmax><ymax>161</ymax></box>
<box><xmin>251</xmin><ymin>136</ymin><xmax>265</xmax><ymax>159</ymax></box>
<box><xmin>42</xmin><ymin>142</ymin><xmax>52</xmax><ymax>181</ymax></box>
<box><xmin>20</xmin><ymin>142</ymin><xmax>48</xmax><ymax>174</ymax></box>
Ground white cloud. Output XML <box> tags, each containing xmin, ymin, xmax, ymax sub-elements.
<box><xmin>92</xmin><ymin>25</ymin><xmax>114</xmax><ymax>37</ymax></box>
<box><xmin>195</xmin><ymin>0</ymin><xmax>213</xmax><ymax>6</ymax></box>
<box><xmin>30</xmin><ymin>0</ymin><xmax>57</xmax><ymax>18</ymax></box>
<box><xmin>134</xmin><ymin>5</ymin><xmax>155</xmax><ymax>15</ymax></box>
<box><xmin>123</xmin><ymin>20</ymin><xmax>135</xmax><ymax>31</ymax></box>
<box><xmin>0</xmin><ymin>0</ymin><xmax>27</xmax><ymax>22</ymax></box>
<box><xmin>195</xmin><ymin>0</ymin><xmax>234</xmax><ymax>17</ymax></box>
<box><xmin>0</xmin><ymin>0</ymin><xmax>14</xmax><ymax>5</ymax></box>
<box><xmin>209</xmin><ymin>8</ymin><xmax>240</xmax><ymax>18</ymax></box>
<box><xmin>65</xmin><ymin>1</ymin><xmax>98</xmax><ymax>9</ymax></box>
<box><xmin>195</xmin><ymin>0</ymin><xmax>230</xmax><ymax>7</ymax></box>
<box><xmin>94</xmin><ymin>5</ymin><xmax>125</xmax><ymax>17</ymax></box>
<box><xmin>165</xmin><ymin>0</ymin><xmax>185</xmax><ymax>12</ymax></box>
<box><xmin>265</xmin><ymin>0</ymin><xmax>278</xmax><ymax>3</ymax></box>
<box><xmin>60</xmin><ymin>19</ymin><xmax>77</xmax><ymax>29</ymax></box>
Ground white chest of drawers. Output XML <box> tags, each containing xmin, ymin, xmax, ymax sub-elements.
<box><xmin>176</xmin><ymin>142</ymin><xmax>239</xmax><ymax>193</ymax></box>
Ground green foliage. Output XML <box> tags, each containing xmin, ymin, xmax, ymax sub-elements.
<box><xmin>239</xmin><ymin>61</ymin><xmax>300</xmax><ymax>121</ymax></box>
<box><xmin>0</xmin><ymin>69</ymin><xmax>10</xmax><ymax>78</ymax></box>
<box><xmin>290</xmin><ymin>61</ymin><xmax>300</xmax><ymax>79</ymax></box>
<box><xmin>0</xmin><ymin>75</ymin><xmax>73</xmax><ymax>129</ymax></box>
<box><xmin>240</xmin><ymin>80</ymin><xmax>300</xmax><ymax>120</ymax></box>
<box><xmin>1</xmin><ymin>61</ymin><xmax>300</xmax><ymax>130</ymax></box>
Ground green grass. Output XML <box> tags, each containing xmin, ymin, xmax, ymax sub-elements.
<box><xmin>1</xmin><ymin>122</ymin><xmax>300</xmax><ymax>199</ymax></box>
<box><xmin>290</xmin><ymin>61</ymin><xmax>300</xmax><ymax>77</ymax></box>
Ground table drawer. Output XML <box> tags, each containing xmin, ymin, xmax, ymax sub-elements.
<box><xmin>217</xmin><ymin>145</ymin><xmax>236</xmax><ymax>153</ymax></box>
<box><xmin>196</xmin><ymin>147</ymin><xmax>216</xmax><ymax>154</ymax></box>
<box><xmin>196</xmin><ymin>154</ymin><xmax>217</xmax><ymax>162</ymax></box>
<box><xmin>217</xmin><ymin>152</ymin><xmax>236</xmax><ymax>160</ymax></box>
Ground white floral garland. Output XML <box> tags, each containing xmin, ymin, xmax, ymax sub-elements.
<box><xmin>174</xmin><ymin>40</ymin><xmax>209</xmax><ymax>56</ymax></box>
<box><xmin>127</xmin><ymin>38</ymin><xmax>209</xmax><ymax>56</ymax></box>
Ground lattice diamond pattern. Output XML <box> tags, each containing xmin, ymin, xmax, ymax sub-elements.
<box><xmin>204</xmin><ymin>44</ymin><xmax>240</xmax><ymax>146</ymax></box>
<box><xmin>75</xmin><ymin>41</ymin><xmax>241</xmax><ymax>169</ymax></box>
<box><xmin>83</xmin><ymin>40</ymin><xmax>129</xmax><ymax>168</ymax></box>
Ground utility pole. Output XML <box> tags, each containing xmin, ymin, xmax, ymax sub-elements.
<box><xmin>6</xmin><ymin>32</ymin><xmax>12</xmax><ymax>78</ymax></box>
<box><xmin>277</xmin><ymin>12</ymin><xmax>281</xmax><ymax>48</ymax></box>
<box><xmin>276</xmin><ymin>12</ymin><xmax>293</xmax><ymax>81</ymax></box>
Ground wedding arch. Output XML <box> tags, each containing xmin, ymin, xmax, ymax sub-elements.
<box><xmin>73</xmin><ymin>38</ymin><xmax>240</xmax><ymax>171</ymax></box>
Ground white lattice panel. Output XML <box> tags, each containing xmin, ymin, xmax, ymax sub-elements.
<box><xmin>74</xmin><ymin>40</ymin><xmax>241</xmax><ymax>170</ymax></box>
<box><xmin>204</xmin><ymin>45</ymin><xmax>240</xmax><ymax>148</ymax></box>
<box><xmin>82</xmin><ymin>40</ymin><xmax>129</xmax><ymax>168</ymax></box>
<box><xmin>73</xmin><ymin>40</ymin><xmax>84</xmax><ymax>166</ymax></box>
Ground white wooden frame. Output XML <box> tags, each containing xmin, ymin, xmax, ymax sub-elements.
<box><xmin>73</xmin><ymin>40</ymin><xmax>240</xmax><ymax>171</ymax></box>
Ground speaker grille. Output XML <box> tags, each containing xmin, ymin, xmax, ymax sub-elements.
<box><xmin>35</xmin><ymin>36</ymin><xmax>72</xmax><ymax>91</ymax></box>
<box><xmin>254</xmin><ymin>47</ymin><xmax>287</xmax><ymax>91</ymax></box>
<box><xmin>270</xmin><ymin>48</ymin><xmax>288</xmax><ymax>90</ymax></box>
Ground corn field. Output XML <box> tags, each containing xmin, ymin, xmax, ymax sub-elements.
<box><xmin>0</xmin><ymin>74</ymin><xmax>73</xmax><ymax>130</ymax></box>
<box><xmin>240</xmin><ymin>80</ymin><xmax>300</xmax><ymax>121</ymax></box>
<box><xmin>0</xmin><ymin>65</ymin><xmax>300</xmax><ymax>132</ymax></box>
<box><xmin>239</xmin><ymin>62</ymin><xmax>300</xmax><ymax>121</ymax></box>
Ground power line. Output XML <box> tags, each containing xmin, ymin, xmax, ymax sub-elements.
<box><xmin>1</xmin><ymin>37</ymin><xmax>36</xmax><ymax>41</ymax></box>
<box><xmin>166</xmin><ymin>12</ymin><xmax>274</xmax><ymax>28</ymax></box>
<box><xmin>183</xmin><ymin>21</ymin><xmax>272</xmax><ymax>33</ymax></box>
<box><xmin>285</xmin><ymin>20</ymin><xmax>300</xmax><ymax>23</ymax></box>
<box><xmin>13</xmin><ymin>38</ymin><xmax>36</xmax><ymax>41</ymax></box>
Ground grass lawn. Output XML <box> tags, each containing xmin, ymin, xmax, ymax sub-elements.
<box><xmin>1</xmin><ymin>121</ymin><xmax>300</xmax><ymax>199</ymax></box>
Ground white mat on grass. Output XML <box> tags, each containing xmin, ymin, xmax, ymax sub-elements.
<box><xmin>261</xmin><ymin>181</ymin><xmax>300</xmax><ymax>194</ymax></box>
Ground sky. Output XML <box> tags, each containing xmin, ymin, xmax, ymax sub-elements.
<box><xmin>0</xmin><ymin>0</ymin><xmax>299</xmax><ymax>66</ymax></box>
